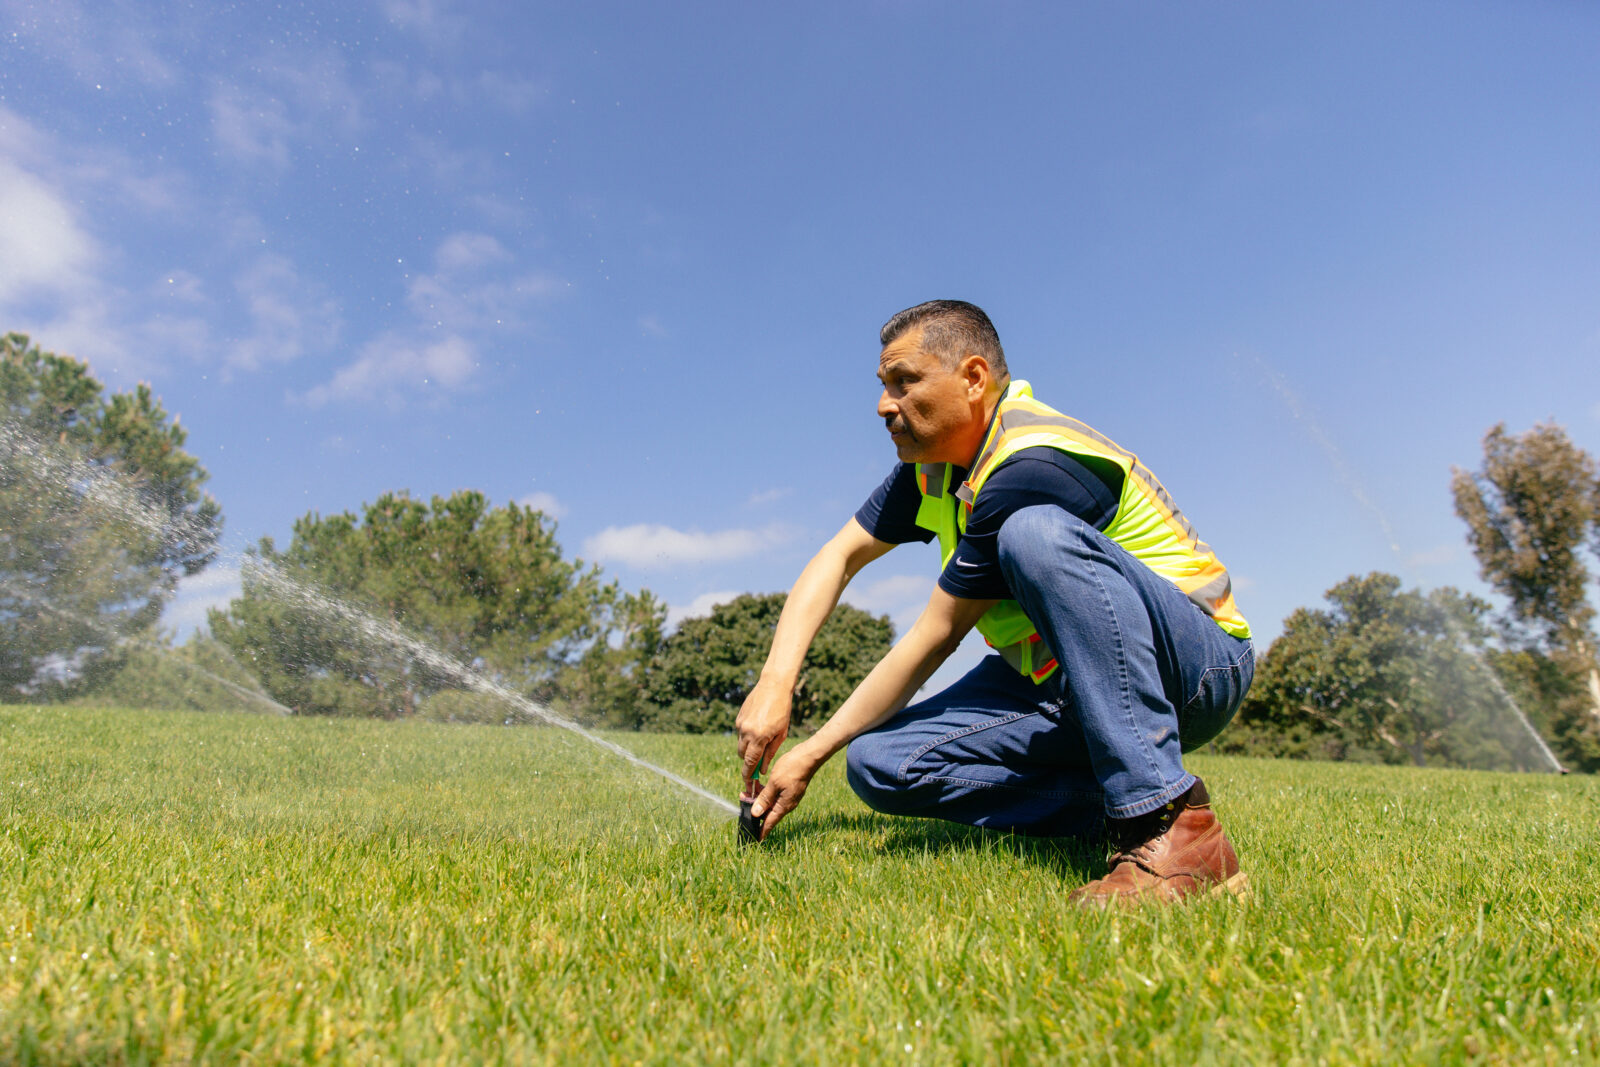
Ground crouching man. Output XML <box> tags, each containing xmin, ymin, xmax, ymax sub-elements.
<box><xmin>736</xmin><ymin>300</ymin><xmax>1255</xmax><ymax>905</ymax></box>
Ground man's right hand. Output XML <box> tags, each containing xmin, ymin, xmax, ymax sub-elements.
<box><xmin>736</xmin><ymin>678</ymin><xmax>792</xmax><ymax>795</ymax></box>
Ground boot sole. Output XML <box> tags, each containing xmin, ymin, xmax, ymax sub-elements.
<box><xmin>1071</xmin><ymin>870</ymin><xmax>1252</xmax><ymax>908</ymax></box>
<box><xmin>1210</xmin><ymin>871</ymin><xmax>1251</xmax><ymax>900</ymax></box>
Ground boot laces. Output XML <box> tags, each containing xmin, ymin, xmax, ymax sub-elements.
<box><xmin>1110</xmin><ymin>802</ymin><xmax>1179</xmax><ymax>866</ymax></box>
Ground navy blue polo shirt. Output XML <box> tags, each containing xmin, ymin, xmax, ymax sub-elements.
<box><xmin>854</xmin><ymin>449</ymin><xmax>1124</xmax><ymax>600</ymax></box>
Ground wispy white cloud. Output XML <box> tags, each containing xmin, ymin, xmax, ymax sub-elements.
<box><xmin>518</xmin><ymin>491</ymin><xmax>567</xmax><ymax>520</ymax></box>
<box><xmin>666</xmin><ymin>590</ymin><xmax>743</xmax><ymax>628</ymax></box>
<box><xmin>0</xmin><ymin>107</ymin><xmax>213</xmax><ymax>378</ymax></box>
<box><xmin>208</xmin><ymin>47</ymin><xmax>363</xmax><ymax>169</ymax></box>
<box><xmin>160</xmin><ymin>270</ymin><xmax>207</xmax><ymax>303</ymax></box>
<box><xmin>435</xmin><ymin>231</ymin><xmax>510</xmax><ymax>272</ymax></box>
<box><xmin>463</xmin><ymin>192</ymin><xmax>532</xmax><ymax>229</ymax></box>
<box><xmin>302</xmin><ymin>230</ymin><xmax>556</xmax><ymax>406</ymax></box>
<box><xmin>405</xmin><ymin>231</ymin><xmax>561</xmax><ymax>332</ymax></box>
<box><xmin>584</xmin><ymin>523</ymin><xmax>793</xmax><ymax>569</ymax></box>
<box><xmin>841</xmin><ymin>574</ymin><xmax>933</xmax><ymax>639</ymax></box>
<box><xmin>24</xmin><ymin>297</ymin><xmax>130</xmax><ymax>375</ymax></box>
<box><xmin>297</xmin><ymin>332</ymin><xmax>477</xmax><ymax>408</ymax></box>
<box><xmin>841</xmin><ymin>574</ymin><xmax>933</xmax><ymax>615</ymax></box>
<box><xmin>274</xmin><ymin>50</ymin><xmax>364</xmax><ymax>129</ymax></box>
<box><xmin>1</xmin><ymin>103</ymin><xmax>189</xmax><ymax>216</ymax></box>
<box><xmin>379</xmin><ymin>0</ymin><xmax>463</xmax><ymax>37</ymax></box>
<box><xmin>0</xmin><ymin>148</ymin><xmax>178</xmax><ymax>377</ymax></box>
<box><xmin>2</xmin><ymin>0</ymin><xmax>178</xmax><ymax>88</ymax></box>
<box><xmin>477</xmin><ymin>70</ymin><xmax>546</xmax><ymax>113</ymax></box>
<box><xmin>746</xmin><ymin>487</ymin><xmax>792</xmax><ymax>506</ymax></box>
<box><xmin>226</xmin><ymin>253</ymin><xmax>341</xmax><ymax>372</ymax></box>
<box><xmin>209</xmin><ymin>91</ymin><xmax>295</xmax><ymax>169</ymax></box>
<box><xmin>411</xmin><ymin>269</ymin><xmax>563</xmax><ymax>328</ymax></box>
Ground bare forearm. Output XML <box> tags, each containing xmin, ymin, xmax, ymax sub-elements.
<box><xmin>747</xmin><ymin>589</ymin><xmax>994</xmax><ymax>836</ymax></box>
<box><xmin>759</xmin><ymin>548</ymin><xmax>853</xmax><ymax>689</ymax></box>
<box><xmin>801</xmin><ymin>622</ymin><xmax>959</xmax><ymax>763</ymax></box>
<box><xmin>758</xmin><ymin>520</ymin><xmax>888</xmax><ymax>689</ymax></box>
<box><xmin>797</xmin><ymin>589</ymin><xmax>994</xmax><ymax>767</ymax></box>
<box><xmin>736</xmin><ymin>521</ymin><xmax>893</xmax><ymax>789</ymax></box>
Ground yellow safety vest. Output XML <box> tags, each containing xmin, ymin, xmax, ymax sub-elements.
<box><xmin>914</xmin><ymin>380</ymin><xmax>1251</xmax><ymax>684</ymax></box>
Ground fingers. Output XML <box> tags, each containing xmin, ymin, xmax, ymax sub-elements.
<box><xmin>740</xmin><ymin>745</ymin><xmax>762</xmax><ymax>794</ymax></box>
<box><xmin>761</xmin><ymin>738</ymin><xmax>783</xmax><ymax>779</ymax></box>
<box><xmin>749</xmin><ymin>778</ymin><xmax>780</xmax><ymax>821</ymax></box>
<box><xmin>760</xmin><ymin>802</ymin><xmax>787</xmax><ymax>841</ymax></box>
<box><xmin>738</xmin><ymin>730</ymin><xmax>772</xmax><ymax>789</ymax></box>
<box><xmin>748</xmin><ymin>775</ymin><xmax>807</xmax><ymax>841</ymax></box>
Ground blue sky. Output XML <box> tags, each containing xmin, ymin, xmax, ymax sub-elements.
<box><xmin>2</xmin><ymin>1</ymin><xmax>1597</xmax><ymax>691</ymax></box>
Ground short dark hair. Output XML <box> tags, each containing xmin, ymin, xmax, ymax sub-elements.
<box><xmin>879</xmin><ymin>299</ymin><xmax>1008</xmax><ymax>379</ymax></box>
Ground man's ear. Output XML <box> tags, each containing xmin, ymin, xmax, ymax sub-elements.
<box><xmin>961</xmin><ymin>354</ymin><xmax>990</xmax><ymax>400</ymax></box>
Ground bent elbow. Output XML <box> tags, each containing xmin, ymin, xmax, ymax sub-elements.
<box><xmin>931</xmin><ymin>632</ymin><xmax>965</xmax><ymax>663</ymax></box>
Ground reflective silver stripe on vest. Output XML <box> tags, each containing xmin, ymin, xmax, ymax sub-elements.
<box><xmin>1185</xmin><ymin>571</ymin><xmax>1233</xmax><ymax>612</ymax></box>
<box><xmin>988</xmin><ymin>407</ymin><xmax>1213</xmax><ymax>551</ymax></box>
<box><xmin>916</xmin><ymin>463</ymin><xmax>949</xmax><ymax>498</ymax></box>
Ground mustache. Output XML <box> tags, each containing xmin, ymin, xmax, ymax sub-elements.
<box><xmin>885</xmin><ymin>416</ymin><xmax>909</xmax><ymax>435</ymax></box>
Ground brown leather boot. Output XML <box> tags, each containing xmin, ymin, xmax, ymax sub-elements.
<box><xmin>1069</xmin><ymin>778</ymin><xmax>1248</xmax><ymax>907</ymax></box>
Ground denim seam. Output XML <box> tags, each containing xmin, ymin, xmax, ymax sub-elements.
<box><xmin>897</xmin><ymin>711</ymin><xmax>1034</xmax><ymax>782</ymax></box>
<box><xmin>1105</xmin><ymin>773</ymin><xmax>1196</xmax><ymax>820</ymax></box>
<box><xmin>919</xmin><ymin>774</ymin><xmax>1104</xmax><ymax>802</ymax></box>
<box><xmin>1084</xmin><ymin>533</ymin><xmax>1163</xmax><ymax>784</ymax></box>
<box><xmin>1182</xmin><ymin>643</ymin><xmax>1256</xmax><ymax>712</ymax></box>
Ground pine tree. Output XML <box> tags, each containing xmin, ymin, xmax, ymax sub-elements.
<box><xmin>1</xmin><ymin>333</ymin><xmax>221</xmax><ymax>699</ymax></box>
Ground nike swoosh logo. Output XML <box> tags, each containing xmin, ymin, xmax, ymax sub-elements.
<box><xmin>954</xmin><ymin>559</ymin><xmax>982</xmax><ymax>569</ymax></box>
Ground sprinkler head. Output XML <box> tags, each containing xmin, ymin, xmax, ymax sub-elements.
<box><xmin>738</xmin><ymin>794</ymin><xmax>762</xmax><ymax>845</ymax></box>
<box><xmin>739</xmin><ymin>760</ymin><xmax>766</xmax><ymax>845</ymax></box>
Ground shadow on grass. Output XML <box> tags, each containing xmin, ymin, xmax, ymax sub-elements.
<box><xmin>764</xmin><ymin>809</ymin><xmax>1103</xmax><ymax>884</ymax></box>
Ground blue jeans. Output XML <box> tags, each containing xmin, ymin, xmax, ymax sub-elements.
<box><xmin>846</xmin><ymin>505</ymin><xmax>1254</xmax><ymax>837</ymax></box>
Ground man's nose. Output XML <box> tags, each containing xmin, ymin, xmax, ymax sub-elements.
<box><xmin>877</xmin><ymin>390</ymin><xmax>896</xmax><ymax>418</ymax></box>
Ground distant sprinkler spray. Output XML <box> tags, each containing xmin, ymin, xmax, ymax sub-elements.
<box><xmin>1249</xmin><ymin>355</ymin><xmax>1564</xmax><ymax>773</ymax></box>
<box><xmin>1252</xmin><ymin>356</ymin><xmax>1403</xmax><ymax>554</ymax></box>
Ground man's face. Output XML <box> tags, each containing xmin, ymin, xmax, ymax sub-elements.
<box><xmin>876</xmin><ymin>329</ymin><xmax>985</xmax><ymax>465</ymax></box>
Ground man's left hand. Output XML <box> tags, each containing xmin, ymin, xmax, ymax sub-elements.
<box><xmin>748</xmin><ymin>743</ymin><xmax>823</xmax><ymax>840</ymax></box>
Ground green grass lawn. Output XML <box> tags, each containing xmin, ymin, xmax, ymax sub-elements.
<box><xmin>1</xmin><ymin>705</ymin><xmax>1596</xmax><ymax>1064</ymax></box>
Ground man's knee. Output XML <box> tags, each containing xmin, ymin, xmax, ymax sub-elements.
<box><xmin>996</xmin><ymin>504</ymin><xmax>1094</xmax><ymax>570</ymax></box>
<box><xmin>996</xmin><ymin>505</ymin><xmax>1106</xmax><ymax>601</ymax></box>
<box><xmin>844</xmin><ymin>732</ymin><xmax>903</xmax><ymax>814</ymax></box>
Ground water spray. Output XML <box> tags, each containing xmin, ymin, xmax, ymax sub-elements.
<box><xmin>244</xmin><ymin>557</ymin><xmax>739</xmax><ymax>816</ymax></box>
<box><xmin>2</xmin><ymin>420</ymin><xmax>283</xmax><ymax>711</ymax></box>
<box><xmin>0</xmin><ymin>420</ymin><xmax>215</xmax><ymax>564</ymax></box>
<box><xmin>4</xmin><ymin>416</ymin><xmax>740</xmax><ymax>814</ymax></box>
<box><xmin>0</xmin><ymin>580</ymin><xmax>291</xmax><ymax>715</ymax></box>
<box><xmin>1250</xmin><ymin>356</ymin><xmax>1566</xmax><ymax>773</ymax></box>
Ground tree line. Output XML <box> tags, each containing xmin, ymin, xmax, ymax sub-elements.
<box><xmin>1222</xmin><ymin>421</ymin><xmax>1600</xmax><ymax>773</ymax></box>
<box><xmin>5</xmin><ymin>333</ymin><xmax>1599</xmax><ymax>770</ymax></box>
<box><xmin>0</xmin><ymin>333</ymin><xmax>889</xmax><ymax>733</ymax></box>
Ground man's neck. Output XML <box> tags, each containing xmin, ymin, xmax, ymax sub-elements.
<box><xmin>960</xmin><ymin>382</ymin><xmax>1009</xmax><ymax>469</ymax></box>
